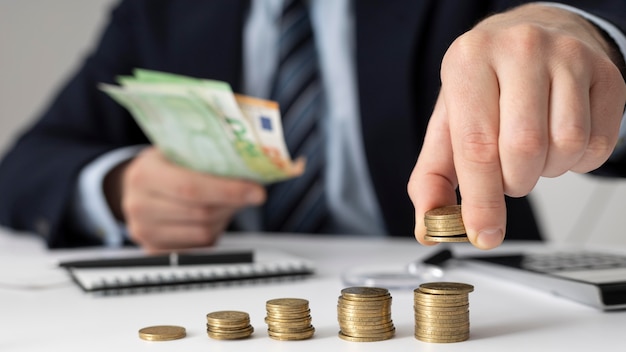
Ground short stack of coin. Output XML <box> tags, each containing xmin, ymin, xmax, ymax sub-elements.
<box><xmin>206</xmin><ymin>310</ymin><xmax>254</xmax><ymax>340</ymax></box>
<box><xmin>414</xmin><ymin>282</ymin><xmax>474</xmax><ymax>343</ymax></box>
<box><xmin>265</xmin><ymin>298</ymin><xmax>315</xmax><ymax>340</ymax></box>
<box><xmin>337</xmin><ymin>287</ymin><xmax>395</xmax><ymax>342</ymax></box>
<box><xmin>424</xmin><ymin>205</ymin><xmax>468</xmax><ymax>242</ymax></box>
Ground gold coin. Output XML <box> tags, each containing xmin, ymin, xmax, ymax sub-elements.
<box><xmin>415</xmin><ymin>306</ymin><xmax>468</xmax><ymax>313</ymax></box>
<box><xmin>338</xmin><ymin>296</ymin><xmax>392</xmax><ymax>305</ymax></box>
<box><xmin>266</xmin><ymin>310</ymin><xmax>311</xmax><ymax>319</ymax></box>
<box><xmin>424</xmin><ymin>205</ymin><xmax>462</xmax><ymax>219</ymax></box>
<box><xmin>340</xmin><ymin>326</ymin><xmax>395</xmax><ymax>334</ymax></box>
<box><xmin>267</xmin><ymin>298</ymin><xmax>309</xmax><ymax>309</ymax></box>
<box><xmin>265</xmin><ymin>316</ymin><xmax>312</xmax><ymax>324</ymax></box>
<box><xmin>426</xmin><ymin>228</ymin><xmax>467</xmax><ymax>236</ymax></box>
<box><xmin>341</xmin><ymin>287</ymin><xmax>389</xmax><ymax>299</ymax></box>
<box><xmin>414</xmin><ymin>313</ymin><xmax>469</xmax><ymax>323</ymax></box>
<box><xmin>268</xmin><ymin>325</ymin><xmax>314</xmax><ymax>333</ymax></box>
<box><xmin>424</xmin><ymin>218</ymin><xmax>465</xmax><ymax>227</ymax></box>
<box><xmin>415</xmin><ymin>332</ymin><xmax>469</xmax><ymax>343</ymax></box>
<box><xmin>415</xmin><ymin>330</ymin><xmax>470</xmax><ymax>340</ymax></box>
<box><xmin>338</xmin><ymin>315</ymin><xmax>393</xmax><ymax>323</ymax></box>
<box><xmin>207</xmin><ymin>325</ymin><xmax>254</xmax><ymax>340</ymax></box>
<box><xmin>415</xmin><ymin>292</ymin><xmax>469</xmax><ymax>301</ymax></box>
<box><xmin>426</xmin><ymin>230</ymin><xmax>467</xmax><ymax>237</ymax></box>
<box><xmin>207</xmin><ymin>310</ymin><xmax>250</xmax><ymax>324</ymax></box>
<box><xmin>413</xmin><ymin>291</ymin><xmax>469</xmax><ymax>303</ymax></box>
<box><xmin>138</xmin><ymin>325</ymin><xmax>186</xmax><ymax>341</ymax></box>
<box><xmin>419</xmin><ymin>282</ymin><xmax>474</xmax><ymax>295</ymax></box>
<box><xmin>337</xmin><ymin>308</ymin><xmax>392</xmax><ymax>316</ymax></box>
<box><xmin>424</xmin><ymin>222</ymin><xmax>465</xmax><ymax>230</ymax></box>
<box><xmin>424</xmin><ymin>235</ymin><xmax>469</xmax><ymax>242</ymax></box>
<box><xmin>414</xmin><ymin>296</ymin><xmax>469</xmax><ymax>305</ymax></box>
<box><xmin>415</xmin><ymin>322</ymin><xmax>469</xmax><ymax>330</ymax></box>
<box><xmin>338</xmin><ymin>329</ymin><xmax>395</xmax><ymax>342</ymax></box>
<box><xmin>340</xmin><ymin>318</ymin><xmax>393</xmax><ymax>327</ymax></box>
<box><xmin>268</xmin><ymin>326</ymin><xmax>315</xmax><ymax>340</ymax></box>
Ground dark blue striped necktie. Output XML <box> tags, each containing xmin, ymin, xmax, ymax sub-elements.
<box><xmin>264</xmin><ymin>0</ymin><xmax>327</xmax><ymax>233</ymax></box>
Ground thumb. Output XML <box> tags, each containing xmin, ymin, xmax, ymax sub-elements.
<box><xmin>408</xmin><ymin>95</ymin><xmax>459</xmax><ymax>245</ymax></box>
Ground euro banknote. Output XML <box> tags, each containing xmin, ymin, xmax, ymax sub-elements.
<box><xmin>99</xmin><ymin>69</ymin><xmax>304</xmax><ymax>184</ymax></box>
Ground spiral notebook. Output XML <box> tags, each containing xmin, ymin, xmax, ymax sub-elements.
<box><xmin>61</xmin><ymin>249</ymin><xmax>315</xmax><ymax>294</ymax></box>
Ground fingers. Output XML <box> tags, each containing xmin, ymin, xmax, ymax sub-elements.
<box><xmin>121</xmin><ymin>147</ymin><xmax>267</xmax><ymax>250</ymax></box>
<box><xmin>124</xmin><ymin>191</ymin><xmax>237</xmax><ymax>225</ymax></box>
<box><xmin>126</xmin><ymin>148</ymin><xmax>266</xmax><ymax>208</ymax></box>
<box><xmin>408</xmin><ymin>96</ymin><xmax>458</xmax><ymax>246</ymax></box>
<box><xmin>441</xmin><ymin>37</ymin><xmax>507</xmax><ymax>249</ymax></box>
<box><xmin>573</xmin><ymin>57</ymin><xmax>625</xmax><ymax>172</ymax></box>
<box><xmin>542</xmin><ymin>63</ymin><xmax>589</xmax><ymax>177</ymax></box>
<box><xmin>496</xmin><ymin>28</ymin><xmax>550</xmax><ymax>194</ymax></box>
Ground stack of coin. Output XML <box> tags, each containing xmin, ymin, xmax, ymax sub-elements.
<box><xmin>337</xmin><ymin>287</ymin><xmax>395</xmax><ymax>342</ymax></box>
<box><xmin>265</xmin><ymin>298</ymin><xmax>315</xmax><ymax>340</ymax></box>
<box><xmin>414</xmin><ymin>282</ymin><xmax>474</xmax><ymax>343</ymax></box>
<box><xmin>206</xmin><ymin>310</ymin><xmax>254</xmax><ymax>340</ymax></box>
<box><xmin>424</xmin><ymin>205</ymin><xmax>468</xmax><ymax>242</ymax></box>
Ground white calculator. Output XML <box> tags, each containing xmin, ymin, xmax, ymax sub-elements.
<box><xmin>456</xmin><ymin>250</ymin><xmax>626</xmax><ymax>311</ymax></box>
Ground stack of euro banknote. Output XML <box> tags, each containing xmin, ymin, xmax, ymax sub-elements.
<box><xmin>100</xmin><ymin>69</ymin><xmax>304</xmax><ymax>184</ymax></box>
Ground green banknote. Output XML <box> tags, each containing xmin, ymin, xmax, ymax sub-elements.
<box><xmin>100</xmin><ymin>69</ymin><xmax>304</xmax><ymax>183</ymax></box>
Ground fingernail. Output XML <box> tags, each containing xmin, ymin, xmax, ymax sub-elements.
<box><xmin>476</xmin><ymin>228</ymin><xmax>504</xmax><ymax>249</ymax></box>
<box><xmin>245</xmin><ymin>189</ymin><xmax>265</xmax><ymax>205</ymax></box>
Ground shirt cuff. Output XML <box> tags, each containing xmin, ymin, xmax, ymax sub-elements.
<box><xmin>537</xmin><ymin>2</ymin><xmax>626</xmax><ymax>160</ymax></box>
<box><xmin>72</xmin><ymin>145</ymin><xmax>147</xmax><ymax>247</ymax></box>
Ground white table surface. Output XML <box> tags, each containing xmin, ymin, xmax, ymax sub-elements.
<box><xmin>1</xmin><ymin>227</ymin><xmax>624</xmax><ymax>352</ymax></box>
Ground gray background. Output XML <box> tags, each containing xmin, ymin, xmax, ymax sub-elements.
<box><xmin>1</xmin><ymin>0</ymin><xmax>625</xmax><ymax>245</ymax></box>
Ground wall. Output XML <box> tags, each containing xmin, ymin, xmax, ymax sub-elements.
<box><xmin>0</xmin><ymin>0</ymin><xmax>115</xmax><ymax>154</ymax></box>
<box><xmin>1</xmin><ymin>0</ymin><xmax>625</xmax><ymax>245</ymax></box>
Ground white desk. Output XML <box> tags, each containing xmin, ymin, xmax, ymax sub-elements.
<box><xmin>1</xmin><ymin>227</ymin><xmax>624</xmax><ymax>351</ymax></box>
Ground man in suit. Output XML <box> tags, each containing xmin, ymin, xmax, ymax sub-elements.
<box><xmin>0</xmin><ymin>0</ymin><xmax>625</xmax><ymax>251</ymax></box>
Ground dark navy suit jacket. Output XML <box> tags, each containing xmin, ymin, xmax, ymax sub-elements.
<box><xmin>2</xmin><ymin>0</ymin><xmax>626</xmax><ymax>247</ymax></box>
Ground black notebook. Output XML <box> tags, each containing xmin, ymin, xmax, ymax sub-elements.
<box><xmin>60</xmin><ymin>249</ymin><xmax>315</xmax><ymax>293</ymax></box>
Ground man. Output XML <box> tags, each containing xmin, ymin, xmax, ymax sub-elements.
<box><xmin>0</xmin><ymin>0</ymin><xmax>625</xmax><ymax>251</ymax></box>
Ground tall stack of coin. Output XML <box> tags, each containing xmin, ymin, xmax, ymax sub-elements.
<box><xmin>265</xmin><ymin>298</ymin><xmax>315</xmax><ymax>340</ymax></box>
<box><xmin>337</xmin><ymin>287</ymin><xmax>395</xmax><ymax>342</ymax></box>
<box><xmin>414</xmin><ymin>282</ymin><xmax>474</xmax><ymax>343</ymax></box>
<box><xmin>206</xmin><ymin>310</ymin><xmax>254</xmax><ymax>340</ymax></box>
<box><xmin>424</xmin><ymin>205</ymin><xmax>468</xmax><ymax>242</ymax></box>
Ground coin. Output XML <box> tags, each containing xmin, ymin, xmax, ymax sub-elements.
<box><xmin>419</xmin><ymin>282</ymin><xmax>474</xmax><ymax>295</ymax></box>
<box><xmin>424</xmin><ymin>235</ymin><xmax>470</xmax><ymax>242</ymax></box>
<box><xmin>341</xmin><ymin>287</ymin><xmax>389</xmax><ymax>299</ymax></box>
<box><xmin>206</xmin><ymin>310</ymin><xmax>250</xmax><ymax>325</ymax></box>
<box><xmin>424</xmin><ymin>205</ymin><xmax>462</xmax><ymax>219</ymax></box>
<box><xmin>208</xmin><ymin>326</ymin><xmax>254</xmax><ymax>340</ymax></box>
<box><xmin>338</xmin><ymin>329</ymin><xmax>395</xmax><ymax>342</ymax></box>
<box><xmin>267</xmin><ymin>298</ymin><xmax>309</xmax><ymax>309</ymax></box>
<box><xmin>268</xmin><ymin>326</ymin><xmax>315</xmax><ymax>340</ymax></box>
<box><xmin>138</xmin><ymin>325</ymin><xmax>186</xmax><ymax>341</ymax></box>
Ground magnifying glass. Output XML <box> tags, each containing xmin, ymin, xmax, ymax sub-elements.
<box><xmin>341</xmin><ymin>248</ymin><xmax>453</xmax><ymax>289</ymax></box>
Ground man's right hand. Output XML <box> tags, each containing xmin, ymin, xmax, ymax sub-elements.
<box><xmin>105</xmin><ymin>147</ymin><xmax>266</xmax><ymax>252</ymax></box>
